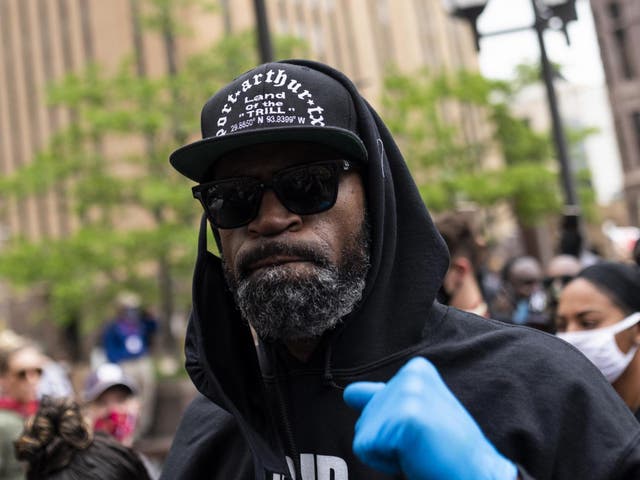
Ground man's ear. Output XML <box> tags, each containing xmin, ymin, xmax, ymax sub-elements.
<box><xmin>451</xmin><ymin>257</ymin><xmax>472</xmax><ymax>277</ymax></box>
<box><xmin>446</xmin><ymin>257</ymin><xmax>472</xmax><ymax>292</ymax></box>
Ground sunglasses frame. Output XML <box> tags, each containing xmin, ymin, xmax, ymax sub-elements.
<box><xmin>192</xmin><ymin>159</ymin><xmax>354</xmax><ymax>229</ymax></box>
<box><xmin>543</xmin><ymin>275</ymin><xmax>575</xmax><ymax>288</ymax></box>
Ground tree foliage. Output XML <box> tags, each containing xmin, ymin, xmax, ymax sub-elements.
<box><xmin>0</xmin><ymin>0</ymin><xmax>307</xmax><ymax>339</ymax></box>
<box><xmin>381</xmin><ymin>66</ymin><xmax>595</xmax><ymax>225</ymax></box>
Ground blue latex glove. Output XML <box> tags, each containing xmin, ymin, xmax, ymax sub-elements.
<box><xmin>343</xmin><ymin>357</ymin><xmax>518</xmax><ymax>480</ymax></box>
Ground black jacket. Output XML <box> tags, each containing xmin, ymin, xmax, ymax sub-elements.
<box><xmin>162</xmin><ymin>59</ymin><xmax>640</xmax><ymax>480</ymax></box>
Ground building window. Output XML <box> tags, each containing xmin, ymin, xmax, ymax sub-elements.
<box><xmin>607</xmin><ymin>1</ymin><xmax>620</xmax><ymax>19</ymax></box>
<box><xmin>276</xmin><ymin>0</ymin><xmax>289</xmax><ymax>33</ymax></box>
<box><xmin>608</xmin><ymin>1</ymin><xmax>635</xmax><ymax>80</ymax></box>
<box><xmin>294</xmin><ymin>1</ymin><xmax>306</xmax><ymax>37</ymax></box>
<box><xmin>614</xmin><ymin>28</ymin><xmax>635</xmax><ymax>79</ymax></box>
<box><xmin>337</xmin><ymin>0</ymin><xmax>360</xmax><ymax>78</ymax></box>
<box><xmin>632</xmin><ymin>112</ymin><xmax>640</xmax><ymax>164</ymax></box>
<box><xmin>369</xmin><ymin>0</ymin><xmax>393</xmax><ymax>68</ymax></box>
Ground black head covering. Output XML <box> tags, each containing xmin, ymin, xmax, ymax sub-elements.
<box><xmin>172</xmin><ymin>59</ymin><xmax>450</xmax><ymax>478</ymax></box>
<box><xmin>577</xmin><ymin>261</ymin><xmax>640</xmax><ymax>313</ymax></box>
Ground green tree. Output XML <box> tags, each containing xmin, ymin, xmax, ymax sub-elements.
<box><xmin>382</xmin><ymin>67</ymin><xmax>562</xmax><ymax>224</ymax></box>
<box><xmin>0</xmin><ymin>0</ymin><xmax>306</xmax><ymax>359</ymax></box>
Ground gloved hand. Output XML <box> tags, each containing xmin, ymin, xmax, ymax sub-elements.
<box><xmin>343</xmin><ymin>357</ymin><xmax>518</xmax><ymax>480</ymax></box>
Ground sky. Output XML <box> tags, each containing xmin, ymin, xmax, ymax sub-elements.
<box><xmin>475</xmin><ymin>0</ymin><xmax>604</xmax><ymax>86</ymax></box>
<box><xmin>471</xmin><ymin>0</ymin><xmax>625</xmax><ymax>206</ymax></box>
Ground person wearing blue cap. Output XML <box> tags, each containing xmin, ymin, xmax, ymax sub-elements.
<box><xmin>100</xmin><ymin>292</ymin><xmax>157</xmax><ymax>437</ymax></box>
<box><xmin>161</xmin><ymin>60</ymin><xmax>640</xmax><ymax>480</ymax></box>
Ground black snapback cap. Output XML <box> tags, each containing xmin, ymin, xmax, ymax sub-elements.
<box><xmin>170</xmin><ymin>62</ymin><xmax>367</xmax><ymax>183</ymax></box>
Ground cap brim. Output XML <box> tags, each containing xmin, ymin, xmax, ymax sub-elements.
<box><xmin>170</xmin><ymin>126</ymin><xmax>367</xmax><ymax>183</ymax></box>
<box><xmin>84</xmin><ymin>381</ymin><xmax>135</xmax><ymax>403</ymax></box>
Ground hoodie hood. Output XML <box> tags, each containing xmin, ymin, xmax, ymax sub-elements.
<box><xmin>179</xmin><ymin>59</ymin><xmax>449</xmax><ymax>477</ymax></box>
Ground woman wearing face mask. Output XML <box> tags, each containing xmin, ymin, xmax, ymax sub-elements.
<box><xmin>556</xmin><ymin>261</ymin><xmax>640</xmax><ymax>415</ymax></box>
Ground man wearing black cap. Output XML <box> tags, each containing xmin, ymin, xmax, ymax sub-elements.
<box><xmin>162</xmin><ymin>60</ymin><xmax>640</xmax><ymax>480</ymax></box>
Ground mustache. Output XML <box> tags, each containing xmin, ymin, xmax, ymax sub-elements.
<box><xmin>236</xmin><ymin>241</ymin><xmax>331</xmax><ymax>279</ymax></box>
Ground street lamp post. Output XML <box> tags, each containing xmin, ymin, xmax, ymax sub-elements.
<box><xmin>531</xmin><ymin>0</ymin><xmax>579</xmax><ymax>212</ymax></box>
<box><xmin>442</xmin><ymin>0</ymin><xmax>582</xmax><ymax>240</ymax></box>
<box><xmin>253</xmin><ymin>0</ymin><xmax>274</xmax><ymax>63</ymax></box>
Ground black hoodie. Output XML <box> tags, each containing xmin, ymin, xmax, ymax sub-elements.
<box><xmin>161</xmin><ymin>60</ymin><xmax>640</xmax><ymax>480</ymax></box>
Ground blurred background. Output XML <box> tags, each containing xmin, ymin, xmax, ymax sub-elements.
<box><xmin>0</xmin><ymin>0</ymin><xmax>638</xmax><ymax>460</ymax></box>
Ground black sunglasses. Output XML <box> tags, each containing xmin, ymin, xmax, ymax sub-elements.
<box><xmin>192</xmin><ymin>160</ymin><xmax>355</xmax><ymax>229</ymax></box>
<box><xmin>543</xmin><ymin>275</ymin><xmax>574</xmax><ymax>288</ymax></box>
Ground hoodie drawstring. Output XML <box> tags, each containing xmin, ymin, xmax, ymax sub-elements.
<box><xmin>269</xmin><ymin>350</ymin><xmax>301</xmax><ymax>479</ymax></box>
<box><xmin>322</xmin><ymin>342</ymin><xmax>344</xmax><ymax>390</ymax></box>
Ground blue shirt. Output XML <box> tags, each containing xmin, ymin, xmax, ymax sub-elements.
<box><xmin>103</xmin><ymin>311</ymin><xmax>157</xmax><ymax>363</ymax></box>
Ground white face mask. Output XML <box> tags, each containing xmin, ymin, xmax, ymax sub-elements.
<box><xmin>557</xmin><ymin>312</ymin><xmax>640</xmax><ymax>383</ymax></box>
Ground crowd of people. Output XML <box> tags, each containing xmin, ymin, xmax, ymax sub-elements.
<box><xmin>437</xmin><ymin>213</ymin><xmax>640</xmax><ymax>416</ymax></box>
<box><xmin>3</xmin><ymin>59</ymin><xmax>640</xmax><ymax>479</ymax></box>
<box><xmin>435</xmin><ymin>214</ymin><xmax>599</xmax><ymax>333</ymax></box>
<box><xmin>0</xmin><ymin>296</ymin><xmax>159</xmax><ymax>479</ymax></box>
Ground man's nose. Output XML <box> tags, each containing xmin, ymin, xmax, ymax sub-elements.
<box><xmin>25</xmin><ymin>371</ymin><xmax>41</xmax><ymax>384</ymax></box>
<box><xmin>248</xmin><ymin>189</ymin><xmax>302</xmax><ymax>235</ymax></box>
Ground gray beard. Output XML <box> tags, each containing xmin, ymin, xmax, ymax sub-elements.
<box><xmin>223</xmin><ymin>222</ymin><xmax>370</xmax><ymax>342</ymax></box>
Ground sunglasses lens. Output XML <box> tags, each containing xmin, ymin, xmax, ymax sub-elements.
<box><xmin>544</xmin><ymin>275</ymin><xmax>575</xmax><ymax>288</ymax></box>
<box><xmin>194</xmin><ymin>161</ymin><xmax>346</xmax><ymax>228</ymax></box>
<box><xmin>274</xmin><ymin>162</ymin><xmax>338</xmax><ymax>215</ymax></box>
<box><xmin>199</xmin><ymin>178</ymin><xmax>262</xmax><ymax>228</ymax></box>
<box><xmin>561</xmin><ymin>275</ymin><xmax>574</xmax><ymax>286</ymax></box>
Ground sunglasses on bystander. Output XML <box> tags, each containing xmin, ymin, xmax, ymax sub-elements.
<box><xmin>12</xmin><ymin>367</ymin><xmax>43</xmax><ymax>381</ymax></box>
<box><xmin>543</xmin><ymin>275</ymin><xmax>575</xmax><ymax>289</ymax></box>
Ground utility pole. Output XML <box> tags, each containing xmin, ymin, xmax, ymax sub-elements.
<box><xmin>443</xmin><ymin>0</ymin><xmax>583</xmax><ymax>250</ymax></box>
<box><xmin>253</xmin><ymin>0</ymin><xmax>274</xmax><ymax>63</ymax></box>
<box><xmin>531</xmin><ymin>0</ymin><xmax>579</xmax><ymax>215</ymax></box>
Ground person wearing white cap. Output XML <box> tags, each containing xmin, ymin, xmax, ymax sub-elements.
<box><xmin>83</xmin><ymin>363</ymin><xmax>140</xmax><ymax>447</ymax></box>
